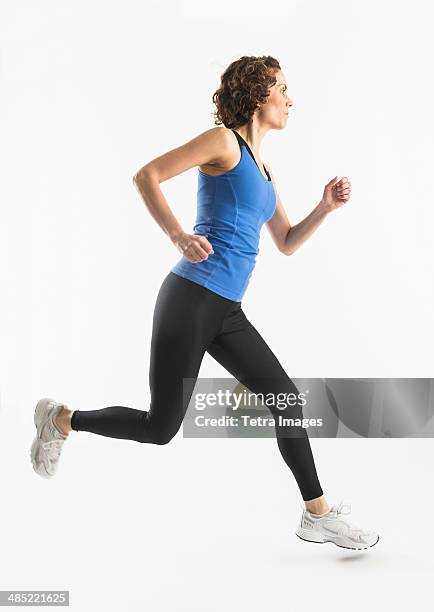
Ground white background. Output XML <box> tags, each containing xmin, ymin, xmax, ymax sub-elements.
<box><xmin>1</xmin><ymin>0</ymin><xmax>433</xmax><ymax>610</ymax></box>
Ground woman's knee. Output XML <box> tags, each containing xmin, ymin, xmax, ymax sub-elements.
<box><xmin>151</xmin><ymin>429</ymin><xmax>176</xmax><ymax>445</ymax></box>
<box><xmin>138</xmin><ymin>424</ymin><xmax>178</xmax><ymax>445</ymax></box>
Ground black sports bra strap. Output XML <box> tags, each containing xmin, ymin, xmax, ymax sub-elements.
<box><xmin>231</xmin><ymin>129</ymin><xmax>244</xmax><ymax>153</ymax></box>
<box><xmin>230</xmin><ymin>129</ymin><xmax>270</xmax><ymax>181</ymax></box>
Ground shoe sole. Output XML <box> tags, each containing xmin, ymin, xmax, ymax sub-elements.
<box><xmin>295</xmin><ymin>528</ymin><xmax>380</xmax><ymax>550</ymax></box>
<box><xmin>30</xmin><ymin>398</ymin><xmax>57</xmax><ymax>478</ymax></box>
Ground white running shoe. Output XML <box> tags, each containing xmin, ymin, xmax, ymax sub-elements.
<box><xmin>30</xmin><ymin>398</ymin><xmax>68</xmax><ymax>479</ymax></box>
<box><xmin>295</xmin><ymin>499</ymin><xmax>380</xmax><ymax>550</ymax></box>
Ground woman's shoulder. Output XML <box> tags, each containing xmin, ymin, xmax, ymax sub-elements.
<box><xmin>196</xmin><ymin>127</ymin><xmax>240</xmax><ymax>174</ymax></box>
<box><xmin>197</xmin><ymin>126</ymin><xmax>236</xmax><ymax>148</ymax></box>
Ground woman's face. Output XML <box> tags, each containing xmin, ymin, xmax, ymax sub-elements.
<box><xmin>257</xmin><ymin>69</ymin><xmax>293</xmax><ymax>130</ymax></box>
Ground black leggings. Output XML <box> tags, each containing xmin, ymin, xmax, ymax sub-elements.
<box><xmin>71</xmin><ymin>271</ymin><xmax>324</xmax><ymax>501</ymax></box>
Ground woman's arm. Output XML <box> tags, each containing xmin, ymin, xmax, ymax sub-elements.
<box><xmin>265</xmin><ymin>166</ymin><xmax>351</xmax><ymax>256</ymax></box>
<box><xmin>132</xmin><ymin>127</ymin><xmax>234</xmax><ymax>261</ymax></box>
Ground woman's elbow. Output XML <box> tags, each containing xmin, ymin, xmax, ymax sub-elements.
<box><xmin>279</xmin><ymin>244</ymin><xmax>293</xmax><ymax>256</ymax></box>
<box><xmin>133</xmin><ymin>164</ymin><xmax>156</xmax><ymax>185</ymax></box>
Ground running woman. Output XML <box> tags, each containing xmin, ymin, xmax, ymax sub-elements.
<box><xmin>31</xmin><ymin>55</ymin><xmax>379</xmax><ymax>551</ymax></box>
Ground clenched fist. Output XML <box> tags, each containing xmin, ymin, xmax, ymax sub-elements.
<box><xmin>175</xmin><ymin>232</ymin><xmax>215</xmax><ymax>263</ymax></box>
<box><xmin>321</xmin><ymin>176</ymin><xmax>352</xmax><ymax>213</ymax></box>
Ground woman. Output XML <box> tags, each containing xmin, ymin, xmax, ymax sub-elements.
<box><xmin>30</xmin><ymin>55</ymin><xmax>379</xmax><ymax>551</ymax></box>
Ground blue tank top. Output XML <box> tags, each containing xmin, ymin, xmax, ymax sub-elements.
<box><xmin>170</xmin><ymin>129</ymin><xmax>276</xmax><ymax>301</ymax></box>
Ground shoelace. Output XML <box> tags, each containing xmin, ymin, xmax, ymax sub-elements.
<box><xmin>333</xmin><ymin>500</ymin><xmax>352</xmax><ymax>518</ymax></box>
<box><xmin>331</xmin><ymin>500</ymin><xmax>371</xmax><ymax>538</ymax></box>
<box><xmin>42</xmin><ymin>439</ymin><xmax>64</xmax><ymax>461</ymax></box>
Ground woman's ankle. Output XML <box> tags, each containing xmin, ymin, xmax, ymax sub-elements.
<box><xmin>54</xmin><ymin>406</ymin><xmax>73</xmax><ymax>436</ymax></box>
<box><xmin>304</xmin><ymin>496</ymin><xmax>330</xmax><ymax>515</ymax></box>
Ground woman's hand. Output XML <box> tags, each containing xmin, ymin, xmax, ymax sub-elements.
<box><xmin>320</xmin><ymin>176</ymin><xmax>351</xmax><ymax>213</ymax></box>
<box><xmin>174</xmin><ymin>231</ymin><xmax>214</xmax><ymax>263</ymax></box>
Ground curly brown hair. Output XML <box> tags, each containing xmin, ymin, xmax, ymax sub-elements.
<box><xmin>212</xmin><ymin>55</ymin><xmax>281</xmax><ymax>129</ymax></box>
